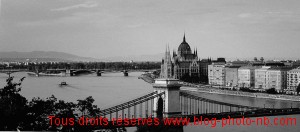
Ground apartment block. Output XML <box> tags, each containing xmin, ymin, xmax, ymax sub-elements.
<box><xmin>208</xmin><ymin>63</ymin><xmax>225</xmax><ymax>86</ymax></box>
<box><xmin>287</xmin><ymin>68</ymin><xmax>300</xmax><ymax>94</ymax></box>
<box><xmin>266</xmin><ymin>67</ymin><xmax>291</xmax><ymax>92</ymax></box>
<box><xmin>238</xmin><ymin>66</ymin><xmax>258</xmax><ymax>88</ymax></box>
<box><xmin>225</xmin><ymin>66</ymin><xmax>240</xmax><ymax>87</ymax></box>
<box><xmin>254</xmin><ymin>66</ymin><xmax>271</xmax><ymax>90</ymax></box>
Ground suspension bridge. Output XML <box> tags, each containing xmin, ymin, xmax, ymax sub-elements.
<box><xmin>93</xmin><ymin>78</ymin><xmax>300</xmax><ymax>129</ymax></box>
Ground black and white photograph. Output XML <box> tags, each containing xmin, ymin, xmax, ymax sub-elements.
<box><xmin>0</xmin><ymin>0</ymin><xmax>300</xmax><ymax>132</ymax></box>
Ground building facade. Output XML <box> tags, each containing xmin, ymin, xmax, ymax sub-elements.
<box><xmin>287</xmin><ymin>68</ymin><xmax>300</xmax><ymax>94</ymax></box>
<box><xmin>199</xmin><ymin>58</ymin><xmax>212</xmax><ymax>83</ymax></box>
<box><xmin>266</xmin><ymin>67</ymin><xmax>291</xmax><ymax>92</ymax></box>
<box><xmin>208</xmin><ymin>63</ymin><xmax>226</xmax><ymax>86</ymax></box>
<box><xmin>254</xmin><ymin>66</ymin><xmax>270</xmax><ymax>90</ymax></box>
<box><xmin>160</xmin><ymin>35</ymin><xmax>200</xmax><ymax>82</ymax></box>
<box><xmin>238</xmin><ymin>66</ymin><xmax>257</xmax><ymax>88</ymax></box>
<box><xmin>225</xmin><ymin>66</ymin><xmax>240</xmax><ymax>87</ymax></box>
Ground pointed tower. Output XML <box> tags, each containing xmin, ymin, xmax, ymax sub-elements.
<box><xmin>160</xmin><ymin>44</ymin><xmax>173</xmax><ymax>78</ymax></box>
<box><xmin>183</xmin><ymin>33</ymin><xmax>187</xmax><ymax>43</ymax></box>
<box><xmin>167</xmin><ymin>45</ymin><xmax>172</xmax><ymax>64</ymax></box>
<box><xmin>193</xmin><ymin>48</ymin><xmax>195</xmax><ymax>55</ymax></box>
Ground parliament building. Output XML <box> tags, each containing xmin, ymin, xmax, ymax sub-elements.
<box><xmin>160</xmin><ymin>35</ymin><xmax>200</xmax><ymax>82</ymax></box>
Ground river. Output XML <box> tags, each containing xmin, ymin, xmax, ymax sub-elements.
<box><xmin>0</xmin><ymin>72</ymin><xmax>299</xmax><ymax>132</ymax></box>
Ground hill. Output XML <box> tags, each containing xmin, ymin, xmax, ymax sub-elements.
<box><xmin>0</xmin><ymin>51</ymin><xmax>99</xmax><ymax>62</ymax></box>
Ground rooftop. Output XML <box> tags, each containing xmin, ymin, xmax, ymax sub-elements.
<box><xmin>268</xmin><ymin>67</ymin><xmax>294</xmax><ymax>71</ymax></box>
<box><xmin>239</xmin><ymin>66</ymin><xmax>261</xmax><ymax>70</ymax></box>
<box><xmin>288</xmin><ymin>68</ymin><xmax>300</xmax><ymax>72</ymax></box>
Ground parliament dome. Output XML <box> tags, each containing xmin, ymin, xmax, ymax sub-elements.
<box><xmin>178</xmin><ymin>34</ymin><xmax>192</xmax><ymax>55</ymax></box>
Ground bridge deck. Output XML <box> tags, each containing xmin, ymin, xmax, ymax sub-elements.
<box><xmin>99</xmin><ymin>91</ymin><xmax>165</xmax><ymax>116</ymax></box>
<box><xmin>92</xmin><ymin>108</ymin><xmax>300</xmax><ymax>129</ymax></box>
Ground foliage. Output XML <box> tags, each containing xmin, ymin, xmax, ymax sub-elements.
<box><xmin>7</xmin><ymin>61</ymin><xmax>162</xmax><ymax>72</ymax></box>
<box><xmin>24</xmin><ymin>95</ymin><xmax>58</xmax><ymax>130</ymax></box>
<box><xmin>266</xmin><ymin>88</ymin><xmax>278</xmax><ymax>94</ymax></box>
<box><xmin>0</xmin><ymin>77</ymin><xmax>27</xmax><ymax>130</ymax></box>
<box><xmin>77</xmin><ymin>96</ymin><xmax>100</xmax><ymax>117</ymax></box>
<box><xmin>239</xmin><ymin>87</ymin><xmax>256</xmax><ymax>93</ymax></box>
<box><xmin>0</xmin><ymin>77</ymin><xmax>101</xmax><ymax>131</ymax></box>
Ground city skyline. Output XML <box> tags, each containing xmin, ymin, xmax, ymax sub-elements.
<box><xmin>1</xmin><ymin>0</ymin><xmax>300</xmax><ymax>60</ymax></box>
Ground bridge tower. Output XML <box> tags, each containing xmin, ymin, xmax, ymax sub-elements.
<box><xmin>152</xmin><ymin>78</ymin><xmax>182</xmax><ymax>117</ymax></box>
<box><xmin>66</xmin><ymin>69</ymin><xmax>74</xmax><ymax>76</ymax></box>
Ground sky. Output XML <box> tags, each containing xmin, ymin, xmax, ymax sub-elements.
<box><xmin>0</xmin><ymin>0</ymin><xmax>300</xmax><ymax>60</ymax></box>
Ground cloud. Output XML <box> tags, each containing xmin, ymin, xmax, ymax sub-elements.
<box><xmin>238</xmin><ymin>13</ymin><xmax>252</xmax><ymax>18</ymax></box>
<box><xmin>16</xmin><ymin>11</ymin><xmax>116</xmax><ymax>28</ymax></box>
<box><xmin>0</xmin><ymin>0</ymin><xmax>2</xmax><ymax>17</ymax></box>
<box><xmin>126</xmin><ymin>23</ymin><xmax>147</xmax><ymax>28</ymax></box>
<box><xmin>51</xmin><ymin>1</ymin><xmax>98</xmax><ymax>12</ymax></box>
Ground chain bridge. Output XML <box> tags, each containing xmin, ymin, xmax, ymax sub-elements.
<box><xmin>95</xmin><ymin>78</ymin><xmax>300</xmax><ymax>129</ymax></box>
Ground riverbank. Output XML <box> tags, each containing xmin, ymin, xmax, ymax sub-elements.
<box><xmin>137</xmin><ymin>74</ymin><xmax>300</xmax><ymax>102</ymax></box>
<box><xmin>138</xmin><ymin>73</ymin><xmax>156</xmax><ymax>84</ymax></box>
<box><xmin>181</xmin><ymin>86</ymin><xmax>300</xmax><ymax>102</ymax></box>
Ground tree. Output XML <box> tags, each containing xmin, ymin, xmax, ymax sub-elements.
<box><xmin>266</xmin><ymin>88</ymin><xmax>277</xmax><ymax>94</ymax></box>
<box><xmin>53</xmin><ymin>100</ymin><xmax>77</xmax><ymax>131</ymax></box>
<box><xmin>25</xmin><ymin>95</ymin><xmax>57</xmax><ymax>130</ymax></box>
<box><xmin>77</xmin><ymin>96</ymin><xmax>100</xmax><ymax>117</ymax></box>
<box><xmin>0</xmin><ymin>77</ymin><xmax>27</xmax><ymax>130</ymax></box>
<box><xmin>0</xmin><ymin>77</ymin><xmax>102</xmax><ymax>131</ymax></box>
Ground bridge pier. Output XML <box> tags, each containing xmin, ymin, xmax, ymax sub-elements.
<box><xmin>97</xmin><ymin>70</ymin><xmax>102</xmax><ymax>76</ymax></box>
<box><xmin>123</xmin><ymin>71</ymin><xmax>128</xmax><ymax>76</ymax></box>
<box><xmin>153</xmin><ymin>78</ymin><xmax>182</xmax><ymax>117</ymax></box>
<box><xmin>66</xmin><ymin>69</ymin><xmax>74</xmax><ymax>76</ymax></box>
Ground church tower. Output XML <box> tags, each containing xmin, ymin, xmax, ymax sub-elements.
<box><xmin>160</xmin><ymin>45</ymin><xmax>173</xmax><ymax>78</ymax></box>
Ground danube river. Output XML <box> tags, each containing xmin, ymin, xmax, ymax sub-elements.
<box><xmin>0</xmin><ymin>72</ymin><xmax>299</xmax><ymax>132</ymax></box>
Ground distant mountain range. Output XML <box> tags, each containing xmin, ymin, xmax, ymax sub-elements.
<box><xmin>0</xmin><ymin>51</ymin><xmax>164</xmax><ymax>62</ymax></box>
<box><xmin>0</xmin><ymin>51</ymin><xmax>99</xmax><ymax>62</ymax></box>
<box><xmin>0</xmin><ymin>51</ymin><xmax>296</xmax><ymax>62</ymax></box>
<box><xmin>102</xmin><ymin>53</ymin><xmax>164</xmax><ymax>62</ymax></box>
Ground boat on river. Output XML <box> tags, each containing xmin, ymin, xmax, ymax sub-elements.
<box><xmin>59</xmin><ymin>81</ymin><xmax>67</xmax><ymax>86</ymax></box>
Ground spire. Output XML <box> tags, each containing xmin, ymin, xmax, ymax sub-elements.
<box><xmin>164</xmin><ymin>44</ymin><xmax>169</xmax><ymax>63</ymax></box>
<box><xmin>165</xmin><ymin>44</ymin><xmax>167</xmax><ymax>54</ymax></box>
<box><xmin>165</xmin><ymin>44</ymin><xmax>171</xmax><ymax>64</ymax></box>
<box><xmin>183</xmin><ymin>33</ymin><xmax>186</xmax><ymax>43</ymax></box>
<box><xmin>193</xmin><ymin>48</ymin><xmax>195</xmax><ymax>55</ymax></box>
<box><xmin>173</xmin><ymin>49</ymin><xmax>176</xmax><ymax>57</ymax></box>
<box><xmin>166</xmin><ymin>44</ymin><xmax>168</xmax><ymax>52</ymax></box>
